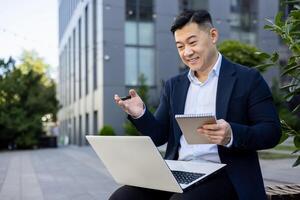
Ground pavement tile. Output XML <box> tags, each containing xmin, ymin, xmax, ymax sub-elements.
<box><xmin>0</xmin><ymin>146</ymin><xmax>299</xmax><ymax>200</ymax></box>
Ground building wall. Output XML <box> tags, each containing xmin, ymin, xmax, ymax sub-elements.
<box><xmin>58</xmin><ymin>0</ymin><xmax>104</xmax><ymax>145</ymax></box>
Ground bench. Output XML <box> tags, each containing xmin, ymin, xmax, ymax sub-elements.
<box><xmin>266</xmin><ymin>184</ymin><xmax>300</xmax><ymax>200</ymax></box>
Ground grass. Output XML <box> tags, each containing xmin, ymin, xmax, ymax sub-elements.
<box><xmin>258</xmin><ymin>152</ymin><xmax>298</xmax><ymax>160</ymax></box>
<box><xmin>273</xmin><ymin>145</ymin><xmax>297</xmax><ymax>152</ymax></box>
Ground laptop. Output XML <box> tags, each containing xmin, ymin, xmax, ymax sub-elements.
<box><xmin>86</xmin><ymin>136</ymin><xmax>226</xmax><ymax>193</ymax></box>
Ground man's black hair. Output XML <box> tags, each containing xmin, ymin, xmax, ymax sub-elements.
<box><xmin>170</xmin><ymin>9</ymin><xmax>213</xmax><ymax>34</ymax></box>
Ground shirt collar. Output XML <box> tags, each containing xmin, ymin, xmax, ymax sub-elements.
<box><xmin>188</xmin><ymin>52</ymin><xmax>222</xmax><ymax>84</ymax></box>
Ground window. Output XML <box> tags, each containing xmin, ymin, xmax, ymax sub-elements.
<box><xmin>93</xmin><ymin>110</ymin><xmax>98</xmax><ymax>135</ymax></box>
<box><xmin>78</xmin><ymin>18</ymin><xmax>82</xmax><ymax>98</ymax></box>
<box><xmin>68</xmin><ymin>37</ymin><xmax>72</xmax><ymax>103</ymax></box>
<box><xmin>179</xmin><ymin>0</ymin><xmax>208</xmax><ymax>10</ymax></box>
<box><xmin>125</xmin><ymin>0</ymin><xmax>155</xmax><ymax>86</ymax></box>
<box><xmin>93</xmin><ymin>0</ymin><xmax>97</xmax><ymax>90</ymax></box>
<box><xmin>85</xmin><ymin>113</ymin><xmax>89</xmax><ymax>135</ymax></box>
<box><xmin>79</xmin><ymin>115</ymin><xmax>82</xmax><ymax>145</ymax></box>
<box><xmin>85</xmin><ymin>5</ymin><xmax>89</xmax><ymax>95</ymax></box>
<box><xmin>73</xmin><ymin>117</ymin><xmax>76</xmax><ymax>144</ymax></box>
<box><xmin>73</xmin><ymin>29</ymin><xmax>76</xmax><ymax>101</ymax></box>
<box><xmin>229</xmin><ymin>0</ymin><xmax>258</xmax><ymax>45</ymax></box>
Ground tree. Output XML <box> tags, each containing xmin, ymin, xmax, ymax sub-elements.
<box><xmin>260</xmin><ymin>0</ymin><xmax>300</xmax><ymax>166</ymax></box>
<box><xmin>0</xmin><ymin>50</ymin><xmax>59</xmax><ymax>149</ymax></box>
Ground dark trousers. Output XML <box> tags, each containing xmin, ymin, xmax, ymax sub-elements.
<box><xmin>109</xmin><ymin>170</ymin><xmax>238</xmax><ymax>200</ymax></box>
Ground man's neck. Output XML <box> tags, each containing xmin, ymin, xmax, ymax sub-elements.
<box><xmin>195</xmin><ymin>51</ymin><xmax>219</xmax><ymax>82</ymax></box>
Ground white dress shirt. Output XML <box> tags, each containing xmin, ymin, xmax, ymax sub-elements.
<box><xmin>178</xmin><ymin>53</ymin><xmax>223</xmax><ymax>163</ymax></box>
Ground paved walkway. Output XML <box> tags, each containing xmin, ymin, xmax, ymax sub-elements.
<box><xmin>0</xmin><ymin>146</ymin><xmax>299</xmax><ymax>200</ymax></box>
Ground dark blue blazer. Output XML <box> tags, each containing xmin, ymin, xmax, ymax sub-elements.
<box><xmin>129</xmin><ymin>57</ymin><xmax>281</xmax><ymax>200</ymax></box>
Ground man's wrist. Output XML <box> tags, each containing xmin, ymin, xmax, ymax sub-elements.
<box><xmin>224</xmin><ymin>129</ymin><xmax>233</xmax><ymax>147</ymax></box>
<box><xmin>131</xmin><ymin>104</ymin><xmax>146</xmax><ymax>119</ymax></box>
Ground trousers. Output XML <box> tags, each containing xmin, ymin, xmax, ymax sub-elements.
<box><xmin>109</xmin><ymin>169</ymin><xmax>238</xmax><ymax>200</ymax></box>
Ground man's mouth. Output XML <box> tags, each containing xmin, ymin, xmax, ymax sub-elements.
<box><xmin>187</xmin><ymin>57</ymin><xmax>199</xmax><ymax>64</ymax></box>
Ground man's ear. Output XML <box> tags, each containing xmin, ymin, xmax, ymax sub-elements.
<box><xmin>210</xmin><ymin>28</ymin><xmax>219</xmax><ymax>44</ymax></box>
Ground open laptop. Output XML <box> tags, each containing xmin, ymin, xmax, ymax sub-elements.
<box><xmin>86</xmin><ymin>136</ymin><xmax>225</xmax><ymax>193</ymax></box>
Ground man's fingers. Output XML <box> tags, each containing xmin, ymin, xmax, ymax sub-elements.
<box><xmin>114</xmin><ymin>94</ymin><xmax>121</xmax><ymax>102</ymax></box>
<box><xmin>202</xmin><ymin>123</ymin><xmax>221</xmax><ymax>130</ymax></box>
<box><xmin>129</xmin><ymin>89</ymin><xmax>138</xmax><ymax>97</ymax></box>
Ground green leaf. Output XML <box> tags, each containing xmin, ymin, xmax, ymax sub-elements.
<box><xmin>279</xmin><ymin>132</ymin><xmax>289</xmax><ymax>144</ymax></box>
<box><xmin>292</xmin><ymin>156</ymin><xmax>300</xmax><ymax>167</ymax></box>
<box><xmin>264</xmin><ymin>24</ymin><xmax>275</xmax><ymax>30</ymax></box>
<box><xmin>284</xmin><ymin>90</ymin><xmax>295</xmax><ymax>101</ymax></box>
<box><xmin>281</xmin><ymin>64</ymin><xmax>300</xmax><ymax>76</ymax></box>
<box><xmin>255</xmin><ymin>63</ymin><xmax>274</xmax><ymax>71</ymax></box>
<box><xmin>254</xmin><ymin>52</ymin><xmax>271</xmax><ymax>59</ymax></box>
<box><xmin>292</xmin><ymin>149</ymin><xmax>300</xmax><ymax>154</ymax></box>
<box><xmin>265</xmin><ymin>18</ymin><xmax>275</xmax><ymax>25</ymax></box>
<box><xmin>275</xmin><ymin>12</ymin><xmax>284</xmax><ymax>26</ymax></box>
<box><xmin>270</xmin><ymin>52</ymin><xmax>279</xmax><ymax>63</ymax></box>
<box><xmin>292</xmin><ymin>104</ymin><xmax>300</xmax><ymax>113</ymax></box>
<box><xmin>294</xmin><ymin>136</ymin><xmax>300</xmax><ymax>148</ymax></box>
<box><xmin>280</xmin><ymin>83</ymin><xmax>298</xmax><ymax>90</ymax></box>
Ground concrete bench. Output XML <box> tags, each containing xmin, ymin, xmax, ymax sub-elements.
<box><xmin>266</xmin><ymin>184</ymin><xmax>300</xmax><ymax>200</ymax></box>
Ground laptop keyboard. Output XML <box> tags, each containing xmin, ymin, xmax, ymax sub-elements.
<box><xmin>171</xmin><ymin>170</ymin><xmax>205</xmax><ymax>185</ymax></box>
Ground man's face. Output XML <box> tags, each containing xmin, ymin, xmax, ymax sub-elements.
<box><xmin>174</xmin><ymin>22</ymin><xmax>218</xmax><ymax>73</ymax></box>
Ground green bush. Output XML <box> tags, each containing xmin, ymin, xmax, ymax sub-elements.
<box><xmin>261</xmin><ymin>1</ymin><xmax>300</xmax><ymax>166</ymax></box>
<box><xmin>123</xmin><ymin>121</ymin><xmax>140</xmax><ymax>136</ymax></box>
<box><xmin>15</xmin><ymin>132</ymin><xmax>38</xmax><ymax>149</ymax></box>
<box><xmin>271</xmin><ymin>79</ymin><xmax>300</xmax><ymax>132</ymax></box>
<box><xmin>99</xmin><ymin>125</ymin><xmax>115</xmax><ymax>136</ymax></box>
<box><xmin>218</xmin><ymin>40</ymin><xmax>268</xmax><ymax>72</ymax></box>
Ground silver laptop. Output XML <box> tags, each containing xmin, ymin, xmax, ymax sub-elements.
<box><xmin>86</xmin><ymin>136</ymin><xmax>225</xmax><ymax>193</ymax></box>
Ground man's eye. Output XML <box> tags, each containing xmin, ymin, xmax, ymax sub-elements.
<box><xmin>190</xmin><ymin>41</ymin><xmax>196</xmax><ymax>45</ymax></box>
<box><xmin>177</xmin><ymin>46</ymin><xmax>183</xmax><ymax>49</ymax></box>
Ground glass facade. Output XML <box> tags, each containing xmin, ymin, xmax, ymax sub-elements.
<box><xmin>78</xmin><ymin>18</ymin><xmax>82</xmax><ymax>99</ymax></box>
<box><xmin>125</xmin><ymin>0</ymin><xmax>155</xmax><ymax>86</ymax></box>
<box><xmin>93</xmin><ymin>110</ymin><xmax>98</xmax><ymax>135</ymax></box>
<box><xmin>179</xmin><ymin>0</ymin><xmax>208</xmax><ymax>10</ymax></box>
<box><xmin>229</xmin><ymin>0</ymin><xmax>258</xmax><ymax>45</ymax></box>
<box><xmin>59</xmin><ymin>0</ymin><xmax>81</xmax><ymax>41</ymax></box>
<box><xmin>85</xmin><ymin>5</ymin><xmax>89</xmax><ymax>95</ymax></box>
<box><xmin>93</xmin><ymin>0</ymin><xmax>97</xmax><ymax>90</ymax></box>
<box><xmin>73</xmin><ymin>29</ymin><xmax>76</xmax><ymax>101</ymax></box>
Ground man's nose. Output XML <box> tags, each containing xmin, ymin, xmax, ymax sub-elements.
<box><xmin>183</xmin><ymin>47</ymin><xmax>193</xmax><ymax>57</ymax></box>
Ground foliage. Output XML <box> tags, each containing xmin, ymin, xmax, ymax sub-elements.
<box><xmin>137</xmin><ymin>74</ymin><xmax>150</xmax><ymax>106</ymax></box>
<box><xmin>123</xmin><ymin>74</ymin><xmax>152</xmax><ymax>136</ymax></box>
<box><xmin>123</xmin><ymin>121</ymin><xmax>140</xmax><ymax>136</ymax></box>
<box><xmin>271</xmin><ymin>79</ymin><xmax>300</xmax><ymax>132</ymax></box>
<box><xmin>218</xmin><ymin>40</ymin><xmax>268</xmax><ymax>72</ymax></box>
<box><xmin>99</xmin><ymin>125</ymin><xmax>115</xmax><ymax>136</ymax></box>
<box><xmin>0</xmin><ymin>50</ymin><xmax>59</xmax><ymax>149</ymax></box>
<box><xmin>260</xmin><ymin>1</ymin><xmax>300</xmax><ymax>166</ymax></box>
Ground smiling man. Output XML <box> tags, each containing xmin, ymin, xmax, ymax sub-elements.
<box><xmin>112</xmin><ymin>10</ymin><xmax>281</xmax><ymax>200</ymax></box>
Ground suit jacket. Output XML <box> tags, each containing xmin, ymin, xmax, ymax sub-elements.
<box><xmin>129</xmin><ymin>57</ymin><xmax>281</xmax><ymax>200</ymax></box>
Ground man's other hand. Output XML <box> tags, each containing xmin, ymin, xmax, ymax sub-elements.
<box><xmin>114</xmin><ymin>89</ymin><xmax>144</xmax><ymax>118</ymax></box>
<box><xmin>197</xmin><ymin>119</ymin><xmax>232</xmax><ymax>146</ymax></box>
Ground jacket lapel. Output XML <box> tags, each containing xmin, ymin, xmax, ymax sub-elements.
<box><xmin>173</xmin><ymin>72</ymin><xmax>190</xmax><ymax>115</ymax></box>
<box><xmin>173</xmin><ymin>72</ymin><xmax>190</xmax><ymax>143</ymax></box>
<box><xmin>216</xmin><ymin>58</ymin><xmax>237</xmax><ymax>120</ymax></box>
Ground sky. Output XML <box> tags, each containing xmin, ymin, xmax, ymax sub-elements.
<box><xmin>0</xmin><ymin>0</ymin><xmax>58</xmax><ymax>79</ymax></box>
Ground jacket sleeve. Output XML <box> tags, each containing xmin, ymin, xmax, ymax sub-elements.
<box><xmin>128</xmin><ymin>80</ymin><xmax>171</xmax><ymax>146</ymax></box>
<box><xmin>230</xmin><ymin>70</ymin><xmax>281</xmax><ymax>150</ymax></box>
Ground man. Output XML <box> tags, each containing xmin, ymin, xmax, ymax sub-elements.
<box><xmin>112</xmin><ymin>10</ymin><xmax>281</xmax><ymax>200</ymax></box>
